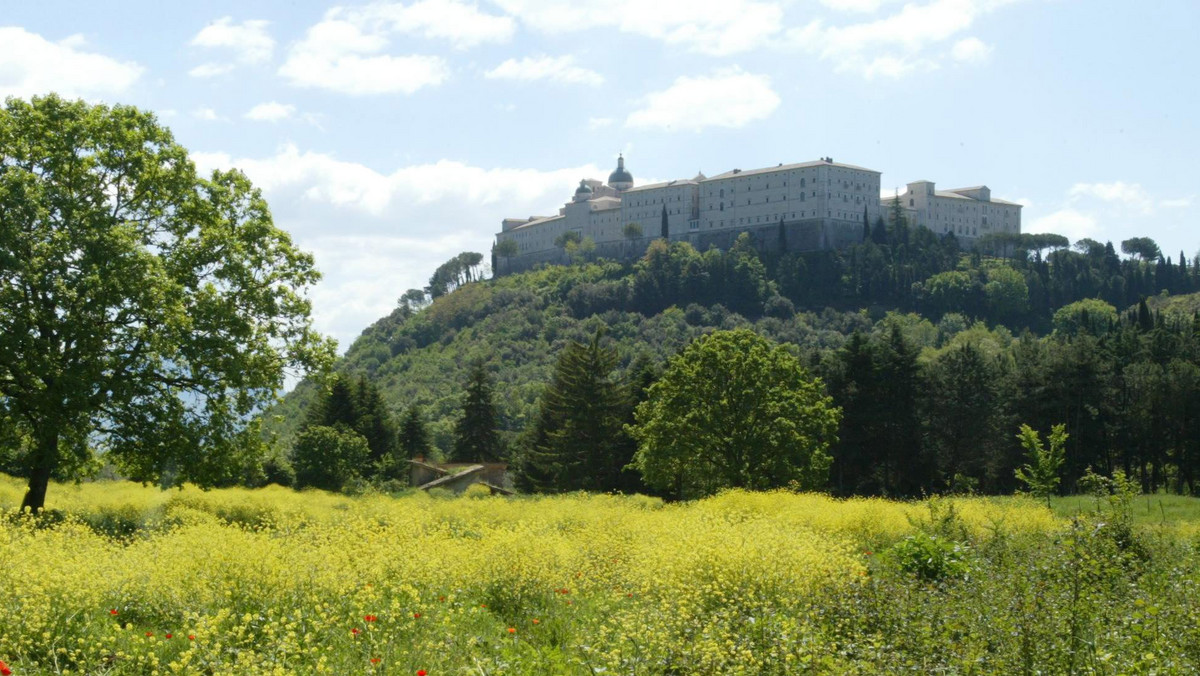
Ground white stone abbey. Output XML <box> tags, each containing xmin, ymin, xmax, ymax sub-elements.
<box><xmin>494</xmin><ymin>155</ymin><xmax>1022</xmax><ymax>275</ymax></box>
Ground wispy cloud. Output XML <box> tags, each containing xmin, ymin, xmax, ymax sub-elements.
<box><xmin>485</xmin><ymin>55</ymin><xmax>604</xmax><ymax>86</ymax></box>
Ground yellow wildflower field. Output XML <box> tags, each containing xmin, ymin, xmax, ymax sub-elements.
<box><xmin>0</xmin><ymin>476</ymin><xmax>1127</xmax><ymax>675</ymax></box>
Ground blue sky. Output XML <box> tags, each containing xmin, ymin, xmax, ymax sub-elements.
<box><xmin>3</xmin><ymin>0</ymin><xmax>1198</xmax><ymax>351</ymax></box>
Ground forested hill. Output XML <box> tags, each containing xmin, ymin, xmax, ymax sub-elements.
<box><xmin>271</xmin><ymin>227</ymin><xmax>1200</xmax><ymax>495</ymax></box>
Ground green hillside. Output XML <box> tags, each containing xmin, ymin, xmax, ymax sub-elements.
<box><xmin>269</xmin><ymin>229</ymin><xmax>1200</xmax><ymax>499</ymax></box>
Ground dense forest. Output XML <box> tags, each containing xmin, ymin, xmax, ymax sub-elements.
<box><xmin>267</xmin><ymin>217</ymin><xmax>1200</xmax><ymax>498</ymax></box>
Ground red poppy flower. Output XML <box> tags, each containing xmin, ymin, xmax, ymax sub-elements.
<box><xmin>0</xmin><ymin>659</ymin><xmax>11</xmax><ymax>676</ymax></box>
<box><xmin>371</xmin><ymin>658</ymin><xmax>381</xmax><ymax>664</ymax></box>
<box><xmin>188</xmin><ymin>635</ymin><xmax>196</xmax><ymax>641</ymax></box>
<box><xmin>507</xmin><ymin>627</ymin><xmax>516</xmax><ymax>634</ymax></box>
<box><xmin>165</xmin><ymin>633</ymin><xmax>173</xmax><ymax>639</ymax></box>
<box><xmin>531</xmin><ymin>618</ymin><xmax>540</xmax><ymax>625</ymax></box>
<box><xmin>417</xmin><ymin>671</ymin><xmax>427</xmax><ymax>676</ymax></box>
<box><xmin>363</xmin><ymin>615</ymin><xmax>377</xmax><ymax>622</ymax></box>
<box><xmin>413</xmin><ymin>612</ymin><xmax>421</xmax><ymax>619</ymax></box>
<box><xmin>109</xmin><ymin>609</ymin><xmax>118</xmax><ymax>616</ymax></box>
<box><xmin>351</xmin><ymin>628</ymin><xmax>361</xmax><ymax>636</ymax></box>
<box><xmin>145</xmin><ymin>632</ymin><xmax>153</xmax><ymax>637</ymax></box>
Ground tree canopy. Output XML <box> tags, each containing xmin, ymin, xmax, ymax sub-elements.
<box><xmin>0</xmin><ymin>95</ymin><xmax>333</xmax><ymax>510</ymax></box>
<box><xmin>630</xmin><ymin>329</ymin><xmax>840</xmax><ymax>498</ymax></box>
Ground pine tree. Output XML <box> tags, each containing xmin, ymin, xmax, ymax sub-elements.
<box><xmin>301</xmin><ymin>373</ymin><xmax>396</xmax><ymax>480</ymax></box>
<box><xmin>519</xmin><ymin>331</ymin><xmax>633</xmax><ymax>493</ymax></box>
<box><xmin>877</xmin><ymin>324</ymin><xmax>927</xmax><ymax>495</ymax></box>
<box><xmin>354</xmin><ymin>375</ymin><xmax>398</xmax><ymax>467</ymax></box>
<box><xmin>399</xmin><ymin>405</ymin><xmax>433</xmax><ymax>460</ymax></box>
<box><xmin>453</xmin><ymin>362</ymin><xmax>504</xmax><ymax>463</ymax></box>
<box><xmin>306</xmin><ymin>374</ymin><xmax>358</xmax><ymax>429</ymax></box>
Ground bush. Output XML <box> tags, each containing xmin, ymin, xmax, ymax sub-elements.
<box><xmin>291</xmin><ymin>425</ymin><xmax>370</xmax><ymax>492</ymax></box>
<box><xmin>883</xmin><ymin>532</ymin><xmax>970</xmax><ymax>582</ymax></box>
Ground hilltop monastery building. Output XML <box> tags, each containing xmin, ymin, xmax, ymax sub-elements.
<box><xmin>494</xmin><ymin>155</ymin><xmax>1022</xmax><ymax>275</ymax></box>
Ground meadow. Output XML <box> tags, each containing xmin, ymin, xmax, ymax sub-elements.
<box><xmin>2</xmin><ymin>476</ymin><xmax>1199</xmax><ymax>675</ymax></box>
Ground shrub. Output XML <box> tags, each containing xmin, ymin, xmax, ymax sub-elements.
<box><xmin>883</xmin><ymin>532</ymin><xmax>970</xmax><ymax>582</ymax></box>
<box><xmin>291</xmin><ymin>425</ymin><xmax>370</xmax><ymax>492</ymax></box>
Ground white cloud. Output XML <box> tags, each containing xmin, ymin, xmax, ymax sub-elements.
<box><xmin>626</xmin><ymin>68</ymin><xmax>780</xmax><ymax>132</ymax></box>
<box><xmin>192</xmin><ymin>144</ymin><xmax>605</xmax><ymax>350</ymax></box>
<box><xmin>785</xmin><ymin>0</ymin><xmax>1019</xmax><ymax>77</ymax></box>
<box><xmin>588</xmin><ymin>117</ymin><xmax>614</xmax><ymax>129</ymax></box>
<box><xmin>485</xmin><ymin>55</ymin><xmax>604</xmax><ymax>86</ymax></box>
<box><xmin>0</xmin><ymin>27</ymin><xmax>143</xmax><ymax>100</ymax></box>
<box><xmin>278</xmin><ymin>10</ymin><xmax>451</xmax><ymax>94</ymax></box>
<box><xmin>1030</xmin><ymin>208</ymin><xmax>1097</xmax><ymax>241</ymax></box>
<box><xmin>491</xmin><ymin>0</ymin><xmax>784</xmax><ymax>56</ymax></box>
<box><xmin>192</xmin><ymin>107</ymin><xmax>223</xmax><ymax>121</ymax></box>
<box><xmin>1069</xmin><ymin>181</ymin><xmax>1154</xmax><ymax>214</ymax></box>
<box><xmin>188</xmin><ymin>62</ymin><xmax>235</xmax><ymax>78</ymax></box>
<box><xmin>818</xmin><ymin>0</ymin><xmax>893</xmax><ymax>11</ymax></box>
<box><xmin>1162</xmin><ymin>197</ymin><xmax>1193</xmax><ymax>209</ymax></box>
<box><xmin>245</xmin><ymin>101</ymin><xmax>296</xmax><ymax>122</ymax></box>
<box><xmin>363</xmin><ymin>0</ymin><xmax>515</xmax><ymax>48</ymax></box>
<box><xmin>190</xmin><ymin>17</ymin><xmax>274</xmax><ymax>64</ymax></box>
<box><xmin>951</xmin><ymin>36</ymin><xmax>992</xmax><ymax>62</ymax></box>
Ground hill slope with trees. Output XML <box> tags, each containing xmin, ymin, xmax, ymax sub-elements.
<box><xmin>269</xmin><ymin>222</ymin><xmax>1200</xmax><ymax>497</ymax></box>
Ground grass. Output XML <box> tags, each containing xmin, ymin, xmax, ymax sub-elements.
<box><xmin>1050</xmin><ymin>492</ymin><xmax>1200</xmax><ymax>524</ymax></box>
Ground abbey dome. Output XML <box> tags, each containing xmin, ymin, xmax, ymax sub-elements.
<box><xmin>608</xmin><ymin>154</ymin><xmax>633</xmax><ymax>191</ymax></box>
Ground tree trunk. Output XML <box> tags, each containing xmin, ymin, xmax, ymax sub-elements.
<box><xmin>20</xmin><ymin>430</ymin><xmax>57</xmax><ymax>513</ymax></box>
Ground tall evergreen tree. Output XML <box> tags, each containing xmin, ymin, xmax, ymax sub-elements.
<box><xmin>306</xmin><ymin>374</ymin><xmax>358</xmax><ymax>429</ymax></box>
<box><xmin>924</xmin><ymin>343</ymin><xmax>1006</xmax><ymax>491</ymax></box>
<box><xmin>299</xmin><ymin>373</ymin><xmax>396</xmax><ymax>479</ymax></box>
<box><xmin>398</xmin><ymin>405</ymin><xmax>433</xmax><ymax>460</ymax></box>
<box><xmin>661</xmin><ymin>204</ymin><xmax>669</xmax><ymax>240</ymax></box>
<box><xmin>877</xmin><ymin>324</ymin><xmax>927</xmax><ymax>495</ymax></box>
<box><xmin>518</xmin><ymin>331</ymin><xmax>634</xmax><ymax>493</ymax></box>
<box><xmin>452</xmin><ymin>362</ymin><xmax>504</xmax><ymax>463</ymax></box>
<box><xmin>354</xmin><ymin>375</ymin><xmax>398</xmax><ymax>467</ymax></box>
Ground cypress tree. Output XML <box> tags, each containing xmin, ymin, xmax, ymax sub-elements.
<box><xmin>862</xmin><ymin>205</ymin><xmax>870</xmax><ymax>242</ymax></box>
<box><xmin>660</xmin><ymin>204</ymin><xmax>669</xmax><ymax>240</ymax></box>
<box><xmin>452</xmin><ymin>362</ymin><xmax>504</xmax><ymax>463</ymax></box>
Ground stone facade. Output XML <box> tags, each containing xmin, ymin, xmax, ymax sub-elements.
<box><xmin>883</xmin><ymin>180</ymin><xmax>1023</xmax><ymax>240</ymax></box>
<box><xmin>494</xmin><ymin>156</ymin><xmax>1020</xmax><ymax>275</ymax></box>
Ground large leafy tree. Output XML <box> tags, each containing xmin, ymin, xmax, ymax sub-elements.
<box><xmin>631</xmin><ymin>329</ymin><xmax>840</xmax><ymax>499</ymax></box>
<box><xmin>0</xmin><ymin>95</ymin><xmax>333</xmax><ymax>511</ymax></box>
